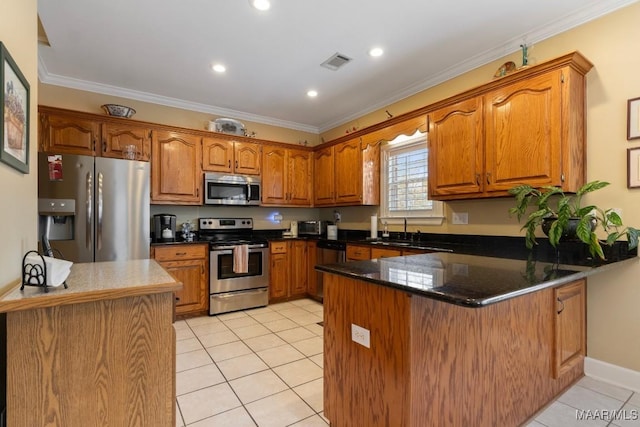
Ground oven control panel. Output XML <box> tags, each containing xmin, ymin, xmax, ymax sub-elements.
<box><xmin>199</xmin><ymin>217</ymin><xmax>253</xmax><ymax>230</ymax></box>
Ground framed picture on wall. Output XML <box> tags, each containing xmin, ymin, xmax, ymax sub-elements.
<box><xmin>628</xmin><ymin>147</ymin><xmax>640</xmax><ymax>188</ymax></box>
<box><xmin>627</xmin><ymin>97</ymin><xmax>640</xmax><ymax>140</ymax></box>
<box><xmin>0</xmin><ymin>42</ymin><xmax>30</xmax><ymax>174</ymax></box>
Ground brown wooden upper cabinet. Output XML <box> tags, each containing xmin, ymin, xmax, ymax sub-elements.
<box><xmin>39</xmin><ymin>107</ymin><xmax>151</xmax><ymax>161</ymax></box>
<box><xmin>101</xmin><ymin>122</ymin><xmax>152</xmax><ymax>161</ymax></box>
<box><xmin>428</xmin><ymin>52</ymin><xmax>592</xmax><ymax>200</ymax></box>
<box><xmin>202</xmin><ymin>136</ymin><xmax>261</xmax><ymax>175</ymax></box>
<box><xmin>39</xmin><ymin>109</ymin><xmax>100</xmax><ymax>156</ymax></box>
<box><xmin>262</xmin><ymin>145</ymin><xmax>313</xmax><ymax>206</ymax></box>
<box><xmin>151</xmin><ymin>130</ymin><xmax>202</xmax><ymax>205</ymax></box>
<box><xmin>313</xmin><ymin>137</ymin><xmax>380</xmax><ymax>206</ymax></box>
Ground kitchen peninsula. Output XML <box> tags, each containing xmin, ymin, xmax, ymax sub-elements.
<box><xmin>0</xmin><ymin>259</ymin><xmax>181</xmax><ymax>427</ymax></box>
<box><xmin>317</xmin><ymin>251</ymin><xmax>638</xmax><ymax>426</ymax></box>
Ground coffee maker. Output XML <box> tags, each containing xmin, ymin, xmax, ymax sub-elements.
<box><xmin>153</xmin><ymin>214</ymin><xmax>176</xmax><ymax>243</ymax></box>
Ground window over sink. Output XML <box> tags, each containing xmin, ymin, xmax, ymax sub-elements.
<box><xmin>380</xmin><ymin>130</ymin><xmax>444</xmax><ymax>225</ymax></box>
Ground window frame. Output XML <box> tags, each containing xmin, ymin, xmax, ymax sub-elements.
<box><xmin>379</xmin><ymin>131</ymin><xmax>444</xmax><ymax>226</ymax></box>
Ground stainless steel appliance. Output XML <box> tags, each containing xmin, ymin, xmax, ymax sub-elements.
<box><xmin>297</xmin><ymin>220</ymin><xmax>332</xmax><ymax>236</ymax></box>
<box><xmin>153</xmin><ymin>214</ymin><xmax>176</xmax><ymax>243</ymax></box>
<box><xmin>203</xmin><ymin>173</ymin><xmax>261</xmax><ymax>206</ymax></box>
<box><xmin>314</xmin><ymin>239</ymin><xmax>346</xmax><ymax>301</ymax></box>
<box><xmin>199</xmin><ymin>217</ymin><xmax>269</xmax><ymax>315</ymax></box>
<box><xmin>38</xmin><ymin>153</ymin><xmax>150</xmax><ymax>263</ymax></box>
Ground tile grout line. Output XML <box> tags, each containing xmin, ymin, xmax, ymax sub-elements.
<box><xmin>176</xmin><ymin>300</ymin><xmax>327</xmax><ymax>426</ymax></box>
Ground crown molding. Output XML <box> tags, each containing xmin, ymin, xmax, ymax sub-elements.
<box><xmin>316</xmin><ymin>0</ymin><xmax>640</xmax><ymax>132</ymax></box>
<box><xmin>37</xmin><ymin>66</ymin><xmax>320</xmax><ymax>134</ymax></box>
<box><xmin>38</xmin><ymin>0</ymin><xmax>638</xmax><ymax>135</ymax></box>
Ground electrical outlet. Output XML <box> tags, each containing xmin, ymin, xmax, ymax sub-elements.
<box><xmin>452</xmin><ymin>212</ymin><xmax>468</xmax><ymax>225</ymax></box>
<box><xmin>334</xmin><ymin>211</ymin><xmax>341</xmax><ymax>222</ymax></box>
<box><xmin>351</xmin><ymin>324</ymin><xmax>370</xmax><ymax>348</ymax></box>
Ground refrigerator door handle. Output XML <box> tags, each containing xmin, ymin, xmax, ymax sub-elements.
<box><xmin>86</xmin><ymin>171</ymin><xmax>93</xmax><ymax>249</ymax></box>
<box><xmin>97</xmin><ymin>172</ymin><xmax>104</xmax><ymax>250</ymax></box>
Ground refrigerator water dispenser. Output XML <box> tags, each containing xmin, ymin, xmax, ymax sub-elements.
<box><xmin>38</xmin><ymin>198</ymin><xmax>75</xmax><ymax>241</ymax></box>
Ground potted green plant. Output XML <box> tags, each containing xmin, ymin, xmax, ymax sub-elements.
<box><xmin>508</xmin><ymin>180</ymin><xmax>639</xmax><ymax>260</ymax></box>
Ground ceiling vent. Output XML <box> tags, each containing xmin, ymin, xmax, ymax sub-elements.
<box><xmin>321</xmin><ymin>53</ymin><xmax>352</xmax><ymax>71</ymax></box>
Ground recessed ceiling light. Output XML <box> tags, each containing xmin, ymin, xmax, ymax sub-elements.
<box><xmin>212</xmin><ymin>64</ymin><xmax>226</xmax><ymax>73</ymax></box>
<box><xmin>307</xmin><ymin>90</ymin><xmax>318</xmax><ymax>98</ymax></box>
<box><xmin>250</xmin><ymin>0</ymin><xmax>271</xmax><ymax>11</ymax></box>
<box><xmin>369</xmin><ymin>47</ymin><xmax>384</xmax><ymax>57</ymax></box>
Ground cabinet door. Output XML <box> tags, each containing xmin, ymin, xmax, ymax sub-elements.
<box><xmin>101</xmin><ymin>122</ymin><xmax>151</xmax><ymax>161</ymax></box>
<box><xmin>262</xmin><ymin>146</ymin><xmax>287</xmax><ymax>205</ymax></box>
<box><xmin>234</xmin><ymin>141</ymin><xmax>261</xmax><ymax>175</ymax></box>
<box><xmin>202</xmin><ymin>137</ymin><xmax>234</xmax><ymax>173</ymax></box>
<box><xmin>334</xmin><ymin>139</ymin><xmax>362</xmax><ymax>204</ymax></box>
<box><xmin>162</xmin><ymin>259</ymin><xmax>208</xmax><ymax>315</ymax></box>
<box><xmin>290</xmin><ymin>240</ymin><xmax>308</xmax><ymax>296</ymax></box>
<box><xmin>269</xmin><ymin>252</ymin><xmax>289</xmax><ymax>300</ymax></box>
<box><xmin>288</xmin><ymin>149</ymin><xmax>313</xmax><ymax>206</ymax></box>
<box><xmin>428</xmin><ymin>97</ymin><xmax>483</xmax><ymax>198</ymax></box>
<box><xmin>361</xmin><ymin>140</ymin><xmax>380</xmax><ymax>205</ymax></box>
<box><xmin>553</xmin><ymin>280</ymin><xmax>586</xmax><ymax>378</ymax></box>
<box><xmin>151</xmin><ymin>131</ymin><xmax>202</xmax><ymax>204</ymax></box>
<box><xmin>41</xmin><ymin>112</ymin><xmax>99</xmax><ymax>155</ymax></box>
<box><xmin>313</xmin><ymin>146</ymin><xmax>335</xmax><ymax>206</ymax></box>
<box><xmin>307</xmin><ymin>240</ymin><xmax>318</xmax><ymax>297</ymax></box>
<box><xmin>484</xmin><ymin>71</ymin><xmax>562</xmax><ymax>192</ymax></box>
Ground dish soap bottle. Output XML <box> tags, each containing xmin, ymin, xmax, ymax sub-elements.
<box><xmin>382</xmin><ymin>221</ymin><xmax>389</xmax><ymax>238</ymax></box>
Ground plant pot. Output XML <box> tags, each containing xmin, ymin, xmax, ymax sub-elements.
<box><xmin>541</xmin><ymin>217</ymin><xmax>596</xmax><ymax>241</ymax></box>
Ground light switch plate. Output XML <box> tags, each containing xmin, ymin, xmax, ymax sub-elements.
<box><xmin>351</xmin><ymin>324</ymin><xmax>370</xmax><ymax>348</ymax></box>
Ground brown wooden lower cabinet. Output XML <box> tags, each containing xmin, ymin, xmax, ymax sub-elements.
<box><xmin>152</xmin><ymin>244</ymin><xmax>209</xmax><ymax>317</ymax></box>
<box><xmin>269</xmin><ymin>240</ymin><xmax>308</xmax><ymax>302</ymax></box>
<box><xmin>323</xmin><ymin>274</ymin><xmax>586</xmax><ymax>427</ymax></box>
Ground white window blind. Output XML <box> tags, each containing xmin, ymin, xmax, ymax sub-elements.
<box><xmin>380</xmin><ymin>131</ymin><xmax>443</xmax><ymax>224</ymax></box>
<box><xmin>387</xmin><ymin>143</ymin><xmax>431</xmax><ymax>213</ymax></box>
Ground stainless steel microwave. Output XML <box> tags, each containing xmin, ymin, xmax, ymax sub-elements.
<box><xmin>204</xmin><ymin>173</ymin><xmax>261</xmax><ymax>206</ymax></box>
<box><xmin>297</xmin><ymin>220</ymin><xmax>332</xmax><ymax>236</ymax></box>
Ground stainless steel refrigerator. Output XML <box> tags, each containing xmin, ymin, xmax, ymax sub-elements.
<box><xmin>37</xmin><ymin>153</ymin><xmax>150</xmax><ymax>263</ymax></box>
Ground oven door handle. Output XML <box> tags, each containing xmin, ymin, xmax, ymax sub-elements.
<box><xmin>213</xmin><ymin>250</ymin><xmax>234</xmax><ymax>255</ymax></box>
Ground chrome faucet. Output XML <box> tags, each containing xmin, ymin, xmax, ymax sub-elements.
<box><xmin>403</xmin><ymin>218</ymin><xmax>408</xmax><ymax>240</ymax></box>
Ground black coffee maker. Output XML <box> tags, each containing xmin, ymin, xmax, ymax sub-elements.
<box><xmin>153</xmin><ymin>214</ymin><xmax>176</xmax><ymax>243</ymax></box>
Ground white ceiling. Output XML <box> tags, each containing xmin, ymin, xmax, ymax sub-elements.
<box><xmin>37</xmin><ymin>0</ymin><xmax>638</xmax><ymax>134</ymax></box>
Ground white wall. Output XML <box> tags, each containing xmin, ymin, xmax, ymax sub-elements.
<box><xmin>0</xmin><ymin>0</ymin><xmax>37</xmax><ymax>293</ymax></box>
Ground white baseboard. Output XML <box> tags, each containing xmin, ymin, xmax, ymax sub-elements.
<box><xmin>585</xmin><ymin>357</ymin><xmax>640</xmax><ymax>393</ymax></box>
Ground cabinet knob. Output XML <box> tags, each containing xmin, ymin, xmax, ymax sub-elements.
<box><xmin>486</xmin><ymin>173</ymin><xmax>491</xmax><ymax>185</ymax></box>
<box><xmin>475</xmin><ymin>174</ymin><xmax>480</xmax><ymax>186</ymax></box>
<box><xmin>228</xmin><ymin>160</ymin><xmax>231</xmax><ymax>169</ymax></box>
<box><xmin>557</xmin><ymin>297</ymin><xmax>565</xmax><ymax>314</ymax></box>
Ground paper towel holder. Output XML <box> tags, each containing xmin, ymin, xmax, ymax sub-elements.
<box><xmin>20</xmin><ymin>248</ymin><xmax>68</xmax><ymax>293</ymax></box>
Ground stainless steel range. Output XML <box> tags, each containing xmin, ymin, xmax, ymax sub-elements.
<box><xmin>199</xmin><ymin>217</ymin><xmax>269</xmax><ymax>315</ymax></box>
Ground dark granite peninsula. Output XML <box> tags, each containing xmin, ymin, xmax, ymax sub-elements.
<box><xmin>317</xmin><ymin>251</ymin><xmax>638</xmax><ymax>427</ymax></box>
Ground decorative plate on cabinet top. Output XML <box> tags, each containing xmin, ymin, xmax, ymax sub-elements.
<box><xmin>101</xmin><ymin>104</ymin><xmax>136</xmax><ymax>118</ymax></box>
<box><xmin>493</xmin><ymin>61</ymin><xmax>517</xmax><ymax>78</ymax></box>
<box><xmin>213</xmin><ymin>118</ymin><xmax>246</xmax><ymax>136</ymax></box>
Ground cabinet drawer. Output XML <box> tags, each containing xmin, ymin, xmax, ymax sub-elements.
<box><xmin>270</xmin><ymin>241</ymin><xmax>288</xmax><ymax>254</ymax></box>
<box><xmin>346</xmin><ymin>245</ymin><xmax>371</xmax><ymax>261</ymax></box>
<box><xmin>153</xmin><ymin>244</ymin><xmax>207</xmax><ymax>261</ymax></box>
<box><xmin>371</xmin><ymin>247</ymin><xmax>402</xmax><ymax>259</ymax></box>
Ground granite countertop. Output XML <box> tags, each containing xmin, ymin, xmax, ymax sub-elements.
<box><xmin>0</xmin><ymin>259</ymin><xmax>182</xmax><ymax>313</ymax></box>
<box><xmin>316</xmin><ymin>251</ymin><xmax>639</xmax><ymax>308</ymax></box>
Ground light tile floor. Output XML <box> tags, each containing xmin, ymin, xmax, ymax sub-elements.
<box><xmin>175</xmin><ymin>298</ymin><xmax>640</xmax><ymax>427</ymax></box>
